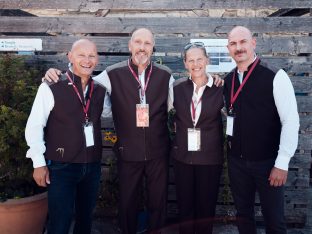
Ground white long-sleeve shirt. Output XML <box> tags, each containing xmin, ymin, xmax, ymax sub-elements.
<box><xmin>25</xmin><ymin>82</ymin><xmax>111</xmax><ymax>168</ymax></box>
<box><xmin>26</xmin><ymin>64</ymin><xmax>174</xmax><ymax>168</ymax></box>
<box><xmin>93</xmin><ymin>69</ymin><xmax>175</xmax><ymax>111</ymax></box>
<box><xmin>272</xmin><ymin>69</ymin><xmax>300</xmax><ymax>170</ymax></box>
<box><xmin>189</xmin><ymin>73</ymin><xmax>214</xmax><ymax>126</ymax></box>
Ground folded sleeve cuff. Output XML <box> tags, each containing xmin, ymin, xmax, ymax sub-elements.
<box><xmin>274</xmin><ymin>154</ymin><xmax>291</xmax><ymax>171</ymax></box>
<box><xmin>26</xmin><ymin>151</ymin><xmax>46</xmax><ymax>168</ymax></box>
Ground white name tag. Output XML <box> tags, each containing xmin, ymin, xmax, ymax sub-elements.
<box><xmin>83</xmin><ymin>122</ymin><xmax>94</xmax><ymax>147</ymax></box>
<box><xmin>226</xmin><ymin>116</ymin><xmax>234</xmax><ymax>136</ymax></box>
<box><xmin>188</xmin><ymin>128</ymin><xmax>201</xmax><ymax>151</ymax></box>
<box><xmin>136</xmin><ymin>104</ymin><xmax>149</xmax><ymax>127</ymax></box>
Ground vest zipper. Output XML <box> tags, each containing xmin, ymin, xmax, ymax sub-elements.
<box><xmin>144</xmin><ymin>128</ymin><xmax>147</xmax><ymax>160</ymax></box>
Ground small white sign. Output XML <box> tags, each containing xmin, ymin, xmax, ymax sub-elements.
<box><xmin>190</xmin><ymin>39</ymin><xmax>236</xmax><ymax>73</ymax></box>
<box><xmin>0</xmin><ymin>39</ymin><xmax>42</xmax><ymax>51</ymax></box>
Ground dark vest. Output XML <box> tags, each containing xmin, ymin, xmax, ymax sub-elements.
<box><xmin>223</xmin><ymin>59</ymin><xmax>281</xmax><ymax>161</ymax></box>
<box><xmin>171</xmin><ymin>78</ymin><xmax>224</xmax><ymax>165</ymax></box>
<box><xmin>44</xmin><ymin>71</ymin><xmax>106</xmax><ymax>163</ymax></box>
<box><xmin>106</xmin><ymin>59</ymin><xmax>171</xmax><ymax>161</ymax></box>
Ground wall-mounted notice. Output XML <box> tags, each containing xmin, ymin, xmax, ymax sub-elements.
<box><xmin>190</xmin><ymin>39</ymin><xmax>236</xmax><ymax>73</ymax></box>
<box><xmin>0</xmin><ymin>39</ymin><xmax>42</xmax><ymax>51</ymax></box>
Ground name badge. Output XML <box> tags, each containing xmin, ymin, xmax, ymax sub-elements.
<box><xmin>136</xmin><ymin>104</ymin><xmax>149</xmax><ymax>127</ymax></box>
<box><xmin>83</xmin><ymin>121</ymin><xmax>94</xmax><ymax>147</ymax></box>
<box><xmin>226</xmin><ymin>116</ymin><xmax>234</xmax><ymax>136</ymax></box>
<box><xmin>188</xmin><ymin>128</ymin><xmax>201</xmax><ymax>151</ymax></box>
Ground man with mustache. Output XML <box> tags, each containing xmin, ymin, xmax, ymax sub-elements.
<box><xmin>223</xmin><ymin>26</ymin><xmax>300</xmax><ymax>234</ymax></box>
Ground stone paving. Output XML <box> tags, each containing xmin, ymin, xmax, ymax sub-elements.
<box><xmin>88</xmin><ymin>219</ymin><xmax>311</xmax><ymax>234</ymax></box>
<box><xmin>53</xmin><ymin>217</ymin><xmax>311</xmax><ymax>234</ymax></box>
<box><xmin>89</xmin><ymin>220</ymin><xmax>244</xmax><ymax>234</ymax></box>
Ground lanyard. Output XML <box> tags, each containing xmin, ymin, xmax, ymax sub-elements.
<box><xmin>128</xmin><ymin>59</ymin><xmax>153</xmax><ymax>98</ymax></box>
<box><xmin>66</xmin><ymin>72</ymin><xmax>94</xmax><ymax>122</ymax></box>
<box><xmin>191</xmin><ymin>96</ymin><xmax>202</xmax><ymax>126</ymax></box>
<box><xmin>230</xmin><ymin>57</ymin><xmax>260</xmax><ymax>111</ymax></box>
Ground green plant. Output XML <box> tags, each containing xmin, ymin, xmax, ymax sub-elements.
<box><xmin>0</xmin><ymin>54</ymin><xmax>44</xmax><ymax>201</ymax></box>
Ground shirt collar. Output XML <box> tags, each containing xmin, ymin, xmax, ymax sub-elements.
<box><xmin>189</xmin><ymin>72</ymin><xmax>213</xmax><ymax>88</ymax></box>
<box><xmin>237</xmin><ymin>54</ymin><xmax>257</xmax><ymax>74</ymax></box>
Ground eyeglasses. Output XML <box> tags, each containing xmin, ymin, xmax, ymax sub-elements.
<box><xmin>184</xmin><ymin>41</ymin><xmax>205</xmax><ymax>51</ymax></box>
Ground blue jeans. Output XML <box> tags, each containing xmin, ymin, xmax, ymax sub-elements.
<box><xmin>228</xmin><ymin>156</ymin><xmax>287</xmax><ymax>234</ymax></box>
<box><xmin>47</xmin><ymin>161</ymin><xmax>101</xmax><ymax>234</ymax></box>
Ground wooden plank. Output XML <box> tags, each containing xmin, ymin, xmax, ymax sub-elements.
<box><xmin>101</xmin><ymin>117</ymin><xmax>114</xmax><ymax>129</ymax></box>
<box><xmin>2</xmin><ymin>36</ymin><xmax>311</xmax><ymax>54</ymax></box>
<box><xmin>299</xmin><ymin>114</ymin><xmax>312</xmax><ymax>132</ymax></box>
<box><xmin>298</xmin><ymin>133</ymin><xmax>312</xmax><ymax>151</ymax></box>
<box><xmin>291</xmin><ymin>76</ymin><xmax>312</xmax><ymax>94</ymax></box>
<box><xmin>164</xmin><ymin>56</ymin><xmax>312</xmax><ymax>75</ymax></box>
<box><xmin>1</xmin><ymin>0</ymin><xmax>311</xmax><ymax>10</ymax></box>
<box><xmin>257</xmin><ymin>37</ymin><xmax>312</xmax><ymax>55</ymax></box>
<box><xmin>0</xmin><ymin>17</ymin><xmax>311</xmax><ymax>34</ymax></box>
<box><xmin>23</xmin><ymin>55</ymin><xmax>312</xmax><ymax>74</ymax></box>
<box><xmin>290</xmin><ymin>154</ymin><xmax>312</xmax><ymax>169</ymax></box>
<box><xmin>286</xmin><ymin>168</ymin><xmax>310</xmax><ymax>188</ymax></box>
<box><xmin>297</xmin><ymin>96</ymin><xmax>312</xmax><ymax>113</ymax></box>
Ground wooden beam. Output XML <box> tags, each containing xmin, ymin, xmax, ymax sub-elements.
<box><xmin>1</xmin><ymin>36</ymin><xmax>311</xmax><ymax>54</ymax></box>
<box><xmin>23</xmin><ymin>54</ymin><xmax>312</xmax><ymax>74</ymax></box>
<box><xmin>299</xmin><ymin>115</ymin><xmax>312</xmax><ymax>132</ymax></box>
<box><xmin>297</xmin><ymin>96</ymin><xmax>312</xmax><ymax>113</ymax></box>
<box><xmin>0</xmin><ymin>0</ymin><xmax>311</xmax><ymax>10</ymax></box>
<box><xmin>0</xmin><ymin>17</ymin><xmax>311</xmax><ymax>34</ymax></box>
<box><xmin>24</xmin><ymin>55</ymin><xmax>312</xmax><ymax>75</ymax></box>
<box><xmin>291</xmin><ymin>76</ymin><xmax>312</xmax><ymax>94</ymax></box>
<box><xmin>290</xmin><ymin>154</ymin><xmax>312</xmax><ymax>169</ymax></box>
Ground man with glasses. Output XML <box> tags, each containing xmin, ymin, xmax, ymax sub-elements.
<box><xmin>223</xmin><ymin>26</ymin><xmax>299</xmax><ymax>234</ymax></box>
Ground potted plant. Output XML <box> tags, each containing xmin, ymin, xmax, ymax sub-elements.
<box><xmin>0</xmin><ymin>54</ymin><xmax>48</xmax><ymax>234</ymax></box>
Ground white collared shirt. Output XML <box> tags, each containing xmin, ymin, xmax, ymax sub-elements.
<box><xmin>95</xmin><ymin>67</ymin><xmax>175</xmax><ymax>111</ymax></box>
<box><xmin>25</xmin><ymin>81</ymin><xmax>111</xmax><ymax>168</ymax></box>
<box><xmin>237</xmin><ymin>55</ymin><xmax>257</xmax><ymax>84</ymax></box>
<box><xmin>272</xmin><ymin>69</ymin><xmax>300</xmax><ymax>170</ymax></box>
<box><xmin>190</xmin><ymin>73</ymin><xmax>214</xmax><ymax>126</ymax></box>
<box><xmin>139</xmin><ymin>69</ymin><xmax>146</xmax><ymax>104</ymax></box>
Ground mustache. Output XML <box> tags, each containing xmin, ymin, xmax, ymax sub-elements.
<box><xmin>235</xmin><ymin>50</ymin><xmax>246</xmax><ymax>55</ymax></box>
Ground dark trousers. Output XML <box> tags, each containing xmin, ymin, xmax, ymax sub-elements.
<box><xmin>118</xmin><ymin>157</ymin><xmax>168</xmax><ymax>234</ymax></box>
<box><xmin>228</xmin><ymin>156</ymin><xmax>287</xmax><ymax>234</ymax></box>
<box><xmin>174</xmin><ymin>159</ymin><xmax>222</xmax><ymax>234</ymax></box>
<box><xmin>47</xmin><ymin>161</ymin><xmax>101</xmax><ymax>234</ymax></box>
